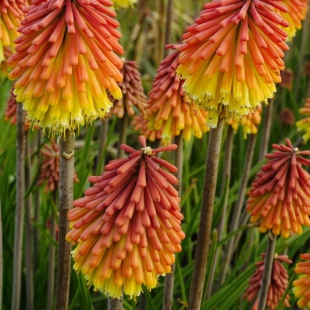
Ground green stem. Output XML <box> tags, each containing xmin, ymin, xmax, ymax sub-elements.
<box><xmin>0</xmin><ymin>199</ymin><xmax>3</xmax><ymax>309</ymax></box>
<box><xmin>220</xmin><ymin>133</ymin><xmax>257</xmax><ymax>284</ymax></box>
<box><xmin>259</xmin><ymin>100</ymin><xmax>273</xmax><ymax>161</ymax></box>
<box><xmin>257</xmin><ymin>232</ymin><xmax>277</xmax><ymax>310</ymax></box>
<box><xmin>96</xmin><ymin>120</ymin><xmax>109</xmax><ymax>175</ymax></box>
<box><xmin>163</xmin><ymin>0</ymin><xmax>174</xmax><ymax>58</ymax></box>
<box><xmin>163</xmin><ymin>133</ymin><xmax>183</xmax><ymax>310</ymax></box>
<box><xmin>188</xmin><ymin>120</ymin><xmax>224</xmax><ymax>310</ymax></box>
<box><xmin>55</xmin><ymin>130</ymin><xmax>75</xmax><ymax>310</ymax></box>
<box><xmin>206</xmin><ymin>125</ymin><xmax>234</xmax><ymax>298</ymax></box>
<box><xmin>117</xmin><ymin>111</ymin><xmax>129</xmax><ymax>159</ymax></box>
<box><xmin>25</xmin><ymin>132</ymin><xmax>34</xmax><ymax>310</ymax></box>
<box><xmin>12</xmin><ymin>103</ymin><xmax>26</xmax><ymax>310</ymax></box>
<box><xmin>47</xmin><ymin>189</ymin><xmax>58</xmax><ymax>310</ymax></box>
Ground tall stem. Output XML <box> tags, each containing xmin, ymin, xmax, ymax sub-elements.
<box><xmin>108</xmin><ymin>297</ymin><xmax>123</xmax><ymax>310</ymax></box>
<box><xmin>206</xmin><ymin>125</ymin><xmax>234</xmax><ymax>298</ymax></box>
<box><xmin>163</xmin><ymin>133</ymin><xmax>183</xmax><ymax>310</ymax></box>
<box><xmin>0</xmin><ymin>199</ymin><xmax>3</xmax><ymax>309</ymax></box>
<box><xmin>188</xmin><ymin>120</ymin><xmax>224</xmax><ymax>310</ymax></box>
<box><xmin>117</xmin><ymin>111</ymin><xmax>129</xmax><ymax>159</ymax></box>
<box><xmin>257</xmin><ymin>233</ymin><xmax>277</xmax><ymax>310</ymax></box>
<box><xmin>259</xmin><ymin>101</ymin><xmax>273</xmax><ymax>161</ymax></box>
<box><xmin>47</xmin><ymin>189</ymin><xmax>58</xmax><ymax>310</ymax></box>
<box><xmin>34</xmin><ymin>132</ymin><xmax>41</xmax><ymax>267</ymax></box>
<box><xmin>12</xmin><ymin>103</ymin><xmax>26</xmax><ymax>310</ymax></box>
<box><xmin>25</xmin><ymin>133</ymin><xmax>34</xmax><ymax>310</ymax></box>
<box><xmin>55</xmin><ymin>130</ymin><xmax>75</xmax><ymax>310</ymax></box>
<box><xmin>220</xmin><ymin>133</ymin><xmax>257</xmax><ymax>284</ymax></box>
<box><xmin>97</xmin><ymin>120</ymin><xmax>109</xmax><ymax>175</ymax></box>
<box><xmin>163</xmin><ymin>0</ymin><xmax>174</xmax><ymax>58</ymax></box>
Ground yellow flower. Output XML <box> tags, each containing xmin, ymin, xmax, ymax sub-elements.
<box><xmin>112</xmin><ymin>0</ymin><xmax>137</xmax><ymax>9</ymax></box>
<box><xmin>177</xmin><ymin>0</ymin><xmax>289</xmax><ymax>127</ymax></box>
<box><xmin>8</xmin><ymin>0</ymin><xmax>124</xmax><ymax>136</ymax></box>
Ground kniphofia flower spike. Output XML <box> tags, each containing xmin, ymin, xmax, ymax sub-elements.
<box><xmin>110</xmin><ymin>60</ymin><xmax>146</xmax><ymax>118</ymax></box>
<box><xmin>246</xmin><ymin>139</ymin><xmax>310</xmax><ymax>238</ymax></box>
<box><xmin>177</xmin><ymin>0</ymin><xmax>289</xmax><ymax>127</ymax></box>
<box><xmin>293</xmin><ymin>253</ymin><xmax>310</xmax><ymax>308</ymax></box>
<box><xmin>243</xmin><ymin>253</ymin><xmax>291</xmax><ymax>310</ymax></box>
<box><xmin>8</xmin><ymin>0</ymin><xmax>124</xmax><ymax>136</ymax></box>
<box><xmin>67</xmin><ymin>136</ymin><xmax>185</xmax><ymax>298</ymax></box>
<box><xmin>147</xmin><ymin>45</ymin><xmax>208</xmax><ymax>144</ymax></box>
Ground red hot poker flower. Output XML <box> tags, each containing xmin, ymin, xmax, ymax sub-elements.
<box><xmin>246</xmin><ymin>139</ymin><xmax>310</xmax><ymax>238</ymax></box>
<box><xmin>243</xmin><ymin>253</ymin><xmax>291</xmax><ymax>309</ymax></box>
<box><xmin>66</xmin><ymin>136</ymin><xmax>185</xmax><ymax>298</ymax></box>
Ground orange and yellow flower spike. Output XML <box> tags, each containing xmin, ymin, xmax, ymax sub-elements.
<box><xmin>275</xmin><ymin>0</ymin><xmax>308</xmax><ymax>40</ymax></box>
<box><xmin>0</xmin><ymin>0</ymin><xmax>25</xmax><ymax>75</ymax></box>
<box><xmin>8</xmin><ymin>0</ymin><xmax>124</xmax><ymax>136</ymax></box>
<box><xmin>246</xmin><ymin>139</ymin><xmax>310</xmax><ymax>238</ymax></box>
<box><xmin>293</xmin><ymin>253</ymin><xmax>310</xmax><ymax>308</ymax></box>
<box><xmin>177</xmin><ymin>0</ymin><xmax>289</xmax><ymax>127</ymax></box>
<box><xmin>296</xmin><ymin>98</ymin><xmax>310</xmax><ymax>143</ymax></box>
<box><xmin>147</xmin><ymin>45</ymin><xmax>209</xmax><ymax>144</ymax></box>
<box><xmin>67</xmin><ymin>136</ymin><xmax>185</xmax><ymax>298</ymax></box>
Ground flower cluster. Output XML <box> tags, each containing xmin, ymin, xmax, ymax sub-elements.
<box><xmin>227</xmin><ymin>105</ymin><xmax>262</xmax><ymax>138</ymax></box>
<box><xmin>296</xmin><ymin>98</ymin><xmax>310</xmax><ymax>143</ymax></box>
<box><xmin>243</xmin><ymin>253</ymin><xmax>291</xmax><ymax>309</ymax></box>
<box><xmin>67</xmin><ymin>136</ymin><xmax>185</xmax><ymax>298</ymax></box>
<box><xmin>110</xmin><ymin>60</ymin><xmax>146</xmax><ymax>118</ymax></box>
<box><xmin>293</xmin><ymin>253</ymin><xmax>310</xmax><ymax>308</ymax></box>
<box><xmin>275</xmin><ymin>0</ymin><xmax>308</xmax><ymax>40</ymax></box>
<box><xmin>0</xmin><ymin>0</ymin><xmax>24</xmax><ymax>65</ymax></box>
<box><xmin>8</xmin><ymin>0</ymin><xmax>124</xmax><ymax>136</ymax></box>
<box><xmin>147</xmin><ymin>46</ymin><xmax>208</xmax><ymax>144</ymax></box>
<box><xmin>37</xmin><ymin>141</ymin><xmax>79</xmax><ymax>192</ymax></box>
<box><xmin>246</xmin><ymin>139</ymin><xmax>310</xmax><ymax>238</ymax></box>
<box><xmin>177</xmin><ymin>0</ymin><xmax>289</xmax><ymax>127</ymax></box>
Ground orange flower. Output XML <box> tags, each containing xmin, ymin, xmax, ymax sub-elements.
<box><xmin>177</xmin><ymin>0</ymin><xmax>289</xmax><ymax>127</ymax></box>
<box><xmin>66</xmin><ymin>136</ymin><xmax>185</xmax><ymax>298</ymax></box>
<box><xmin>275</xmin><ymin>0</ymin><xmax>308</xmax><ymax>40</ymax></box>
<box><xmin>246</xmin><ymin>139</ymin><xmax>310</xmax><ymax>238</ymax></box>
<box><xmin>147</xmin><ymin>45</ymin><xmax>209</xmax><ymax>144</ymax></box>
<box><xmin>132</xmin><ymin>113</ymin><xmax>163</xmax><ymax>142</ymax></box>
<box><xmin>296</xmin><ymin>98</ymin><xmax>310</xmax><ymax>143</ymax></box>
<box><xmin>243</xmin><ymin>253</ymin><xmax>291</xmax><ymax>310</ymax></box>
<box><xmin>110</xmin><ymin>60</ymin><xmax>146</xmax><ymax>118</ymax></box>
<box><xmin>8</xmin><ymin>0</ymin><xmax>124</xmax><ymax>136</ymax></box>
<box><xmin>37</xmin><ymin>141</ymin><xmax>79</xmax><ymax>192</ymax></box>
<box><xmin>0</xmin><ymin>0</ymin><xmax>24</xmax><ymax>64</ymax></box>
<box><xmin>227</xmin><ymin>104</ymin><xmax>262</xmax><ymax>138</ymax></box>
<box><xmin>293</xmin><ymin>253</ymin><xmax>310</xmax><ymax>308</ymax></box>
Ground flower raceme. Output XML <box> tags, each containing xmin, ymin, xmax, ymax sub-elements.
<box><xmin>8</xmin><ymin>0</ymin><xmax>124</xmax><ymax>136</ymax></box>
<box><xmin>246</xmin><ymin>139</ymin><xmax>310</xmax><ymax>238</ymax></box>
<box><xmin>110</xmin><ymin>60</ymin><xmax>147</xmax><ymax>118</ymax></box>
<box><xmin>147</xmin><ymin>45</ymin><xmax>208</xmax><ymax>144</ymax></box>
<box><xmin>275</xmin><ymin>0</ymin><xmax>308</xmax><ymax>40</ymax></box>
<box><xmin>177</xmin><ymin>0</ymin><xmax>289</xmax><ymax>127</ymax></box>
<box><xmin>293</xmin><ymin>253</ymin><xmax>310</xmax><ymax>308</ymax></box>
<box><xmin>66</xmin><ymin>136</ymin><xmax>185</xmax><ymax>298</ymax></box>
<box><xmin>243</xmin><ymin>253</ymin><xmax>291</xmax><ymax>310</ymax></box>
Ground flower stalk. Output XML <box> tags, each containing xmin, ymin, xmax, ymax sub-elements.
<box><xmin>188</xmin><ymin>119</ymin><xmax>224</xmax><ymax>310</ymax></box>
<box><xmin>55</xmin><ymin>130</ymin><xmax>75</xmax><ymax>310</ymax></box>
